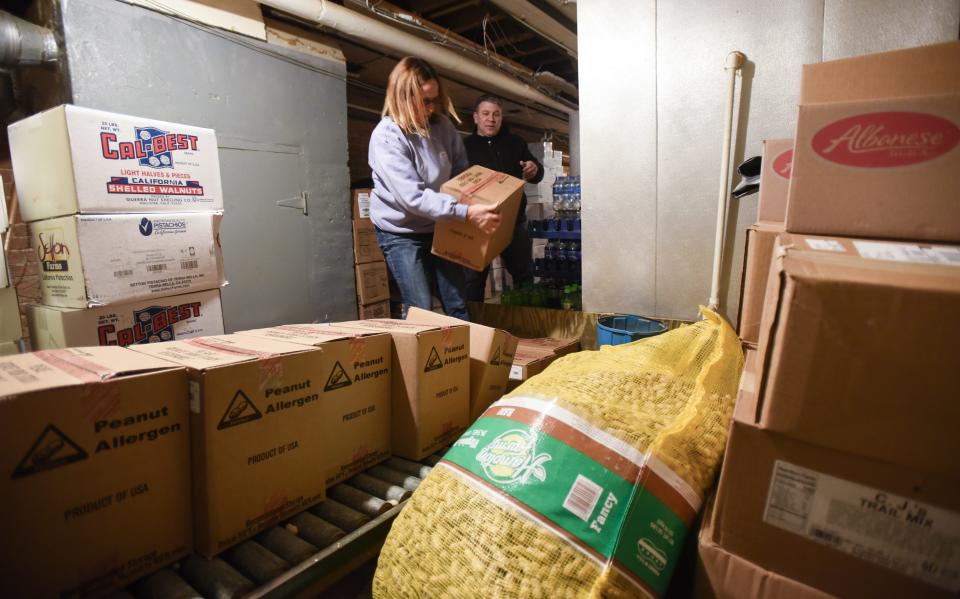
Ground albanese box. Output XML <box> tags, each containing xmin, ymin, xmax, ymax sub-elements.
<box><xmin>786</xmin><ymin>42</ymin><xmax>960</xmax><ymax>242</ymax></box>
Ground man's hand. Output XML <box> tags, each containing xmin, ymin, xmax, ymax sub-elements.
<box><xmin>520</xmin><ymin>160</ymin><xmax>539</xmax><ymax>181</ymax></box>
<box><xmin>466</xmin><ymin>203</ymin><xmax>502</xmax><ymax>234</ymax></box>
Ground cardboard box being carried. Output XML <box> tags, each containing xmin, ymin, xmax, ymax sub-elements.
<box><xmin>0</xmin><ymin>347</ymin><xmax>192</xmax><ymax>597</ymax></box>
<box><xmin>709</xmin><ymin>356</ymin><xmax>960</xmax><ymax>599</ymax></box>
<box><xmin>359</xmin><ymin>300</ymin><xmax>390</xmax><ymax>319</ymax></box>
<box><xmin>236</xmin><ymin>324</ymin><xmax>392</xmax><ymax>486</ymax></box>
<box><xmin>355</xmin><ymin>261</ymin><xmax>389</xmax><ymax>305</ymax></box>
<box><xmin>332</xmin><ymin>319</ymin><xmax>470</xmax><ymax>460</ymax></box>
<box><xmin>786</xmin><ymin>42</ymin><xmax>960</xmax><ymax>242</ymax></box>
<box><xmin>28</xmin><ymin>289</ymin><xmax>224</xmax><ymax>349</ymax></box>
<box><xmin>31</xmin><ymin>212</ymin><xmax>226</xmax><ymax>309</ymax></box>
<box><xmin>755</xmin><ymin>233</ymin><xmax>960</xmax><ymax>477</ymax></box>
<box><xmin>432</xmin><ymin>165</ymin><xmax>525</xmax><ymax>271</ymax></box>
<box><xmin>8</xmin><ymin>104</ymin><xmax>223</xmax><ymax>223</ymax></box>
<box><xmin>127</xmin><ymin>334</ymin><xmax>327</xmax><ymax>557</ymax></box>
<box><xmin>405</xmin><ymin>307</ymin><xmax>518</xmax><ymax>421</ymax></box>
<box><xmin>757</xmin><ymin>139</ymin><xmax>792</xmax><ymax>225</ymax></box>
<box><xmin>736</xmin><ymin>223</ymin><xmax>783</xmax><ymax>347</ymax></box>
<box><xmin>1</xmin><ymin>287</ymin><xmax>21</xmax><ymax>342</ymax></box>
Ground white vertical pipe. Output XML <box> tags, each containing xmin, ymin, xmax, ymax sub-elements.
<box><xmin>708</xmin><ymin>51</ymin><xmax>745</xmax><ymax>311</ymax></box>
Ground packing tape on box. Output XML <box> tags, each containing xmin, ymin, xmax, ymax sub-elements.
<box><xmin>33</xmin><ymin>350</ymin><xmax>123</xmax><ymax>423</ymax></box>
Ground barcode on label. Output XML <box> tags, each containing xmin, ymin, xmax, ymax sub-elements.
<box><xmin>114</xmin><ymin>269</ymin><xmax>133</xmax><ymax>278</ymax></box>
<box><xmin>146</xmin><ymin>264</ymin><xmax>167</xmax><ymax>272</ymax></box>
<box><xmin>563</xmin><ymin>474</ymin><xmax>603</xmax><ymax>522</ymax></box>
<box><xmin>810</xmin><ymin>526</ymin><xmax>843</xmax><ymax>547</ymax></box>
<box><xmin>181</xmin><ymin>259</ymin><xmax>199</xmax><ymax>270</ymax></box>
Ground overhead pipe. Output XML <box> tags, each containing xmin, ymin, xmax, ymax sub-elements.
<box><xmin>0</xmin><ymin>11</ymin><xmax>59</xmax><ymax>67</ymax></box>
<box><xmin>488</xmin><ymin>0</ymin><xmax>577</xmax><ymax>58</ymax></box>
<box><xmin>258</xmin><ymin>0</ymin><xmax>574</xmax><ymax>115</ymax></box>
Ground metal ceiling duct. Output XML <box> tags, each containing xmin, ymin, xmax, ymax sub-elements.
<box><xmin>0</xmin><ymin>10</ymin><xmax>59</xmax><ymax>67</ymax></box>
<box><xmin>258</xmin><ymin>0</ymin><xmax>573</xmax><ymax>115</ymax></box>
<box><xmin>488</xmin><ymin>0</ymin><xmax>577</xmax><ymax>58</ymax></box>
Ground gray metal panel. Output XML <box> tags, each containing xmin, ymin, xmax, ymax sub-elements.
<box><xmin>578</xmin><ymin>0</ymin><xmax>958</xmax><ymax>324</ymax></box>
<box><xmin>579</xmin><ymin>0</ymin><xmax>657</xmax><ymax>315</ymax></box>
<box><xmin>656</xmin><ymin>0</ymin><xmax>824</xmax><ymax>322</ymax></box>
<box><xmin>823</xmin><ymin>0</ymin><xmax>960</xmax><ymax>61</ymax></box>
<box><xmin>59</xmin><ymin>0</ymin><xmax>354</xmax><ymax>329</ymax></box>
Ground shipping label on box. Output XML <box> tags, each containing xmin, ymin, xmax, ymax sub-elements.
<box><xmin>331</xmin><ymin>319</ymin><xmax>470</xmax><ymax>460</ymax></box>
<box><xmin>786</xmin><ymin>94</ymin><xmax>960</xmax><ymax>242</ymax></box>
<box><xmin>359</xmin><ymin>300</ymin><xmax>390</xmax><ymax>319</ymax></box>
<box><xmin>31</xmin><ymin>212</ymin><xmax>226</xmax><ymax>308</ymax></box>
<box><xmin>355</xmin><ymin>261</ymin><xmax>389</xmax><ymax>305</ymax></box>
<box><xmin>763</xmin><ymin>460</ymin><xmax>960</xmax><ymax>593</ymax></box>
<box><xmin>0</xmin><ymin>347</ymin><xmax>192</xmax><ymax>597</ymax></box>
<box><xmin>236</xmin><ymin>324</ymin><xmax>392</xmax><ymax>486</ymax></box>
<box><xmin>9</xmin><ymin>104</ymin><xmax>223</xmax><ymax>222</ymax></box>
<box><xmin>432</xmin><ymin>165</ymin><xmax>525</xmax><ymax>271</ymax></box>
<box><xmin>128</xmin><ymin>334</ymin><xmax>328</xmax><ymax>557</ymax></box>
<box><xmin>353</xmin><ymin>221</ymin><xmax>384</xmax><ymax>264</ymax></box>
<box><xmin>757</xmin><ymin>139</ymin><xmax>792</xmax><ymax>225</ymax></box>
<box><xmin>352</xmin><ymin>189</ymin><xmax>374</xmax><ymax>231</ymax></box>
<box><xmin>405</xmin><ymin>307</ymin><xmax>518</xmax><ymax>421</ymax></box>
<box><xmin>28</xmin><ymin>289</ymin><xmax>224</xmax><ymax>350</ymax></box>
<box><xmin>1</xmin><ymin>287</ymin><xmax>23</xmax><ymax>342</ymax></box>
<box><xmin>756</xmin><ymin>233</ymin><xmax>960</xmax><ymax>477</ymax></box>
<box><xmin>736</xmin><ymin>223</ymin><xmax>783</xmax><ymax>347</ymax></box>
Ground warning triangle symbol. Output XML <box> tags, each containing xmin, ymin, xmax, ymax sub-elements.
<box><xmin>218</xmin><ymin>389</ymin><xmax>263</xmax><ymax>430</ymax></box>
<box><xmin>12</xmin><ymin>424</ymin><xmax>88</xmax><ymax>479</ymax></box>
<box><xmin>324</xmin><ymin>360</ymin><xmax>353</xmax><ymax>391</ymax></box>
<box><xmin>424</xmin><ymin>346</ymin><xmax>443</xmax><ymax>372</ymax></box>
<box><xmin>490</xmin><ymin>346</ymin><xmax>502</xmax><ymax>366</ymax></box>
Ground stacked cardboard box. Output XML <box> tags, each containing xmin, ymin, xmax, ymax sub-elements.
<box><xmin>404</xmin><ymin>307</ymin><xmax>518</xmax><ymax>421</ymax></box>
<box><xmin>351</xmin><ymin>189</ymin><xmax>390</xmax><ymax>317</ymax></box>
<box><xmin>235</xmin><ymin>323</ymin><xmax>393</xmax><ymax>486</ymax></box>
<box><xmin>330</xmin><ymin>318</ymin><xmax>471</xmax><ymax>460</ymax></box>
<box><xmin>127</xmin><ymin>334</ymin><xmax>329</xmax><ymax>557</ymax></box>
<box><xmin>8</xmin><ymin>105</ymin><xmax>226</xmax><ymax>350</ymax></box>
<box><xmin>0</xmin><ymin>346</ymin><xmax>192</xmax><ymax>596</ymax></box>
<box><xmin>703</xmin><ymin>41</ymin><xmax>960</xmax><ymax>599</ymax></box>
<box><xmin>506</xmin><ymin>336</ymin><xmax>580</xmax><ymax>391</ymax></box>
<box><xmin>736</xmin><ymin>138</ymin><xmax>791</xmax><ymax>348</ymax></box>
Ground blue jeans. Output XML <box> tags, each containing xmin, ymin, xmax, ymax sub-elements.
<box><xmin>375</xmin><ymin>229</ymin><xmax>469</xmax><ymax>320</ymax></box>
<box><xmin>464</xmin><ymin>218</ymin><xmax>533</xmax><ymax>302</ymax></box>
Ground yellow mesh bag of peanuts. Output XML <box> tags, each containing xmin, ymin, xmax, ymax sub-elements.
<box><xmin>374</xmin><ymin>308</ymin><xmax>743</xmax><ymax>598</ymax></box>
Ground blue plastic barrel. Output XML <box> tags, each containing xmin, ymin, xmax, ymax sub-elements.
<box><xmin>596</xmin><ymin>315</ymin><xmax>668</xmax><ymax>346</ymax></box>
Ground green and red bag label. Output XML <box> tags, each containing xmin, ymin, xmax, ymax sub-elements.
<box><xmin>442</xmin><ymin>396</ymin><xmax>700</xmax><ymax>598</ymax></box>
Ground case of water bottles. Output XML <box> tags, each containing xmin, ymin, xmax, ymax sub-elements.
<box><xmin>530</xmin><ymin>175</ymin><xmax>582</xmax><ymax>286</ymax></box>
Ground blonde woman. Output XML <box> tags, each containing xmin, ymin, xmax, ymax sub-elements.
<box><xmin>369</xmin><ymin>57</ymin><xmax>500</xmax><ymax>319</ymax></box>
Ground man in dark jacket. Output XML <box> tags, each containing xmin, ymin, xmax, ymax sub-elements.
<box><xmin>463</xmin><ymin>94</ymin><xmax>544</xmax><ymax>302</ymax></box>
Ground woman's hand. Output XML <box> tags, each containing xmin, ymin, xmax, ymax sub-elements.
<box><xmin>467</xmin><ymin>203</ymin><xmax>502</xmax><ymax>234</ymax></box>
